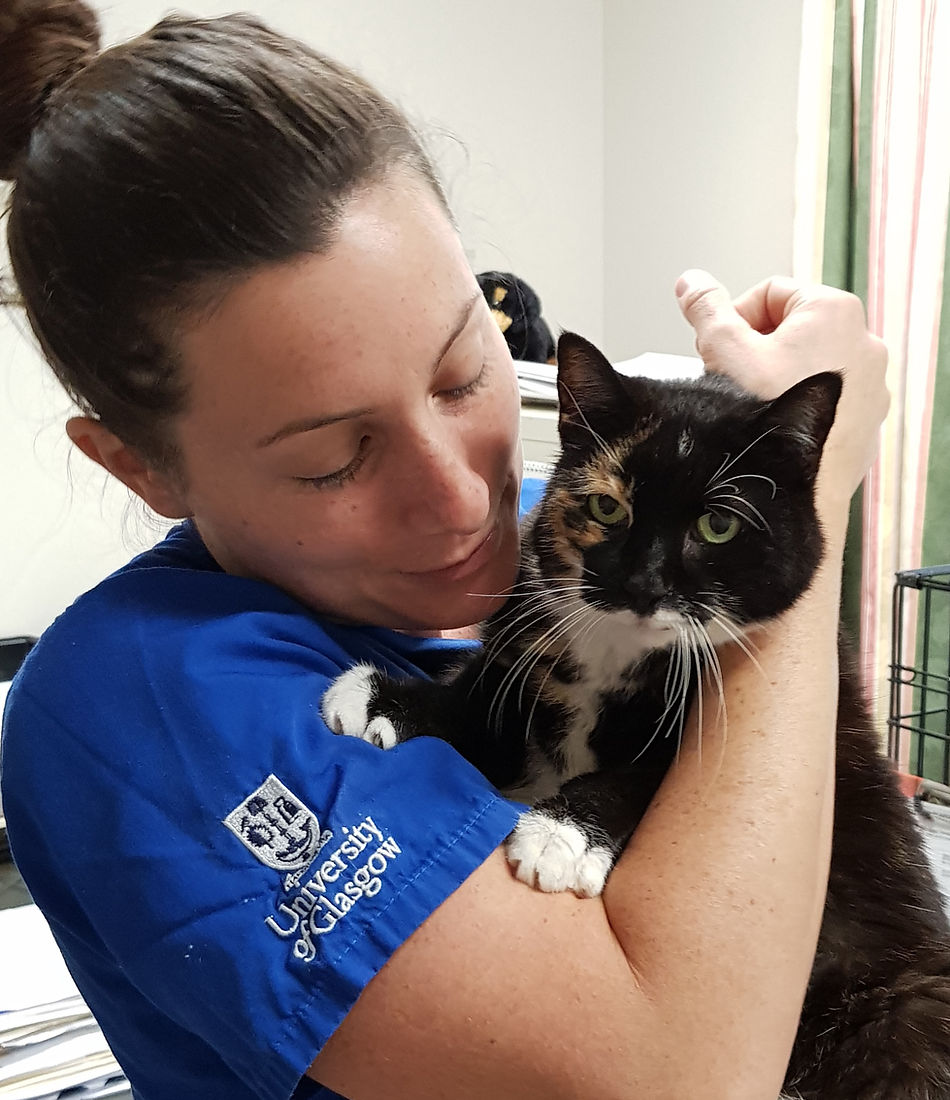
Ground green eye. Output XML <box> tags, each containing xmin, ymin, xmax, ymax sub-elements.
<box><xmin>696</xmin><ymin>512</ymin><xmax>741</xmax><ymax>544</ymax></box>
<box><xmin>587</xmin><ymin>493</ymin><xmax>627</xmax><ymax>526</ymax></box>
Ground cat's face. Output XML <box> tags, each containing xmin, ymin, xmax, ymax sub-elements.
<box><xmin>532</xmin><ymin>334</ymin><xmax>841</xmax><ymax>642</ymax></box>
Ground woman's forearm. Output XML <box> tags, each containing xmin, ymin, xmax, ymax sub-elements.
<box><xmin>603</xmin><ymin>269</ymin><xmax>888</xmax><ymax>1096</ymax></box>
<box><xmin>601</xmin><ymin>532</ymin><xmax>843</xmax><ymax>1098</ymax></box>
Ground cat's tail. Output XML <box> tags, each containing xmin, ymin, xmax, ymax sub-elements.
<box><xmin>786</xmin><ymin>945</ymin><xmax>950</xmax><ymax>1100</ymax></box>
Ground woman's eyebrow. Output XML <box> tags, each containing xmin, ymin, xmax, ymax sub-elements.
<box><xmin>256</xmin><ymin>407</ymin><xmax>371</xmax><ymax>448</ymax></box>
<box><xmin>257</xmin><ymin>293</ymin><xmax>484</xmax><ymax>449</ymax></box>
<box><xmin>430</xmin><ymin>292</ymin><xmax>482</xmax><ymax>373</ymax></box>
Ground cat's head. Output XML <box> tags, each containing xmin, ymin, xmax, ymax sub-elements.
<box><xmin>530</xmin><ymin>332</ymin><xmax>841</xmax><ymax>642</ymax></box>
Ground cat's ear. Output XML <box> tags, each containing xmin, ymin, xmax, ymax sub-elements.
<box><xmin>556</xmin><ymin>332</ymin><xmax>629</xmax><ymax>446</ymax></box>
<box><xmin>761</xmin><ymin>371</ymin><xmax>843</xmax><ymax>482</ymax></box>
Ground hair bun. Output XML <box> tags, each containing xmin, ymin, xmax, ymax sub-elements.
<box><xmin>0</xmin><ymin>0</ymin><xmax>100</xmax><ymax>180</ymax></box>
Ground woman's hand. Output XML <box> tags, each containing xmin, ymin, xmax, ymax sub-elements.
<box><xmin>675</xmin><ymin>269</ymin><xmax>890</xmax><ymax>529</ymax></box>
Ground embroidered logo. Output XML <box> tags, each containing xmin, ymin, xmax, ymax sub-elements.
<box><xmin>264</xmin><ymin>817</ymin><xmax>402</xmax><ymax>960</ymax></box>
<box><xmin>223</xmin><ymin>775</ymin><xmax>327</xmax><ymax>875</ymax></box>
<box><xmin>225</xmin><ymin>775</ymin><xmax>403</xmax><ymax>961</ymax></box>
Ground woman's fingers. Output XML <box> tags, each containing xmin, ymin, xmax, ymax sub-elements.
<box><xmin>674</xmin><ymin>269</ymin><xmax>890</xmax><ymax>510</ymax></box>
<box><xmin>674</xmin><ymin>269</ymin><xmax>759</xmax><ymax>381</ymax></box>
<box><xmin>731</xmin><ymin>275</ymin><xmax>810</xmax><ymax>333</ymax></box>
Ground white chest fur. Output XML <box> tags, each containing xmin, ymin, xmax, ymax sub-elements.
<box><xmin>505</xmin><ymin>600</ymin><xmax>678</xmax><ymax>801</ymax></box>
<box><xmin>563</xmin><ymin>603</ymin><xmax>673</xmax><ymax>753</ymax></box>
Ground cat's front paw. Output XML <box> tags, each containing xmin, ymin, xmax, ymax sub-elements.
<box><xmin>506</xmin><ymin>809</ymin><xmax>614</xmax><ymax>898</ymax></box>
<box><xmin>320</xmin><ymin>663</ymin><xmax>398</xmax><ymax>749</ymax></box>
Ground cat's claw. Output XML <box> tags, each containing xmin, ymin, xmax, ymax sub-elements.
<box><xmin>506</xmin><ymin>810</ymin><xmax>614</xmax><ymax>898</ymax></box>
<box><xmin>320</xmin><ymin>664</ymin><xmax>398</xmax><ymax>749</ymax></box>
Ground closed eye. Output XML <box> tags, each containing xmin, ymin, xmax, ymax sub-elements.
<box><xmin>439</xmin><ymin>362</ymin><xmax>489</xmax><ymax>402</ymax></box>
<box><xmin>295</xmin><ymin>436</ymin><xmax>370</xmax><ymax>490</ymax></box>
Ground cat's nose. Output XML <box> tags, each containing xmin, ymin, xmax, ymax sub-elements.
<box><xmin>623</xmin><ymin>575</ymin><xmax>669</xmax><ymax>615</ymax></box>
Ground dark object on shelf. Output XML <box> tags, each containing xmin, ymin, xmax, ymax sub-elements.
<box><xmin>917</xmin><ymin>777</ymin><xmax>950</xmax><ymax>805</ymax></box>
<box><xmin>476</xmin><ymin>270</ymin><xmax>556</xmax><ymax>364</ymax></box>
<box><xmin>1</xmin><ymin>635</ymin><xmax>37</xmax><ymax>863</ymax></box>
<box><xmin>889</xmin><ymin>566</ymin><xmax>950</xmax><ymax>783</ymax></box>
<box><xmin>0</xmin><ymin>635</ymin><xmax>36</xmax><ymax>682</ymax></box>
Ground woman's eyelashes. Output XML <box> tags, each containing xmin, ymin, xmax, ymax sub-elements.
<box><xmin>439</xmin><ymin>360</ymin><xmax>489</xmax><ymax>402</ymax></box>
<box><xmin>296</xmin><ymin>436</ymin><xmax>370</xmax><ymax>489</ymax></box>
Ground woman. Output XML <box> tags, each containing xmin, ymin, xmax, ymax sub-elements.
<box><xmin>0</xmin><ymin>4</ymin><xmax>888</xmax><ymax>1099</ymax></box>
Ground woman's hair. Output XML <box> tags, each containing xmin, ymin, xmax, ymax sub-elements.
<box><xmin>0</xmin><ymin>1</ymin><xmax>446</xmax><ymax>466</ymax></box>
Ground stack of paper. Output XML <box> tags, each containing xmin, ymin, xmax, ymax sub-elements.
<box><xmin>0</xmin><ymin>905</ymin><xmax>129</xmax><ymax>1100</ymax></box>
<box><xmin>515</xmin><ymin>360</ymin><xmax>559</xmax><ymax>404</ymax></box>
<box><xmin>0</xmin><ymin>682</ymin><xmax>10</xmax><ymax>860</ymax></box>
<box><xmin>516</xmin><ymin>352</ymin><xmax>704</xmax><ymax>406</ymax></box>
<box><xmin>914</xmin><ymin>798</ymin><xmax>950</xmax><ymax>918</ymax></box>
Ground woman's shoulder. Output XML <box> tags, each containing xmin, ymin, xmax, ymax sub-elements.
<box><xmin>2</xmin><ymin>520</ymin><xmax>506</xmax><ymax>890</ymax></box>
<box><xmin>5</xmin><ymin>521</ymin><xmax>476</xmax><ymax>743</ymax></box>
<box><xmin>83</xmin><ymin>519</ymin><xmax>300</xmax><ymax>621</ymax></box>
<box><xmin>8</xmin><ymin>524</ymin><xmax>324</xmax><ymax>704</ymax></box>
<box><xmin>19</xmin><ymin>523</ymin><xmax>356</xmax><ymax>679</ymax></box>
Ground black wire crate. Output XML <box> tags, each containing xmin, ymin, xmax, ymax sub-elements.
<box><xmin>889</xmin><ymin>566</ymin><xmax>950</xmax><ymax>783</ymax></box>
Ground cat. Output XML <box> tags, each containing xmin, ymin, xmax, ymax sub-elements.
<box><xmin>322</xmin><ymin>332</ymin><xmax>950</xmax><ymax>1099</ymax></box>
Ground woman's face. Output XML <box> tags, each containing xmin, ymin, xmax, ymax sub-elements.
<box><xmin>170</xmin><ymin>174</ymin><xmax>523</xmax><ymax>631</ymax></box>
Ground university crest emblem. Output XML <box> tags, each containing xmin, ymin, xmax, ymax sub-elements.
<box><xmin>224</xmin><ymin>774</ymin><xmax>325</xmax><ymax>872</ymax></box>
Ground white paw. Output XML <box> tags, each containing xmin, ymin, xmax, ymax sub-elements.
<box><xmin>506</xmin><ymin>810</ymin><xmax>614</xmax><ymax>898</ymax></box>
<box><xmin>320</xmin><ymin>664</ymin><xmax>397</xmax><ymax>749</ymax></box>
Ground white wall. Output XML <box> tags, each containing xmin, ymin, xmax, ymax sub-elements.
<box><xmin>2</xmin><ymin>0</ymin><xmax>806</xmax><ymax>639</ymax></box>
<box><xmin>97</xmin><ymin>0</ymin><xmax>606</xmax><ymax>343</ymax></box>
<box><xmin>602</xmin><ymin>0</ymin><xmax>804</xmax><ymax>360</ymax></box>
<box><xmin>1</xmin><ymin>0</ymin><xmax>604</xmax><ymax>639</ymax></box>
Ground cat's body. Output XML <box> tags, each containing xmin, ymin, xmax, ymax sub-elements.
<box><xmin>323</xmin><ymin>333</ymin><xmax>950</xmax><ymax>1098</ymax></box>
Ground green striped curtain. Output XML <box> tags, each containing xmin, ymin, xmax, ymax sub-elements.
<box><xmin>818</xmin><ymin>0</ymin><xmax>950</xmax><ymax>779</ymax></box>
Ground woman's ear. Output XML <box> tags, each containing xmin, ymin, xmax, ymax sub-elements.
<box><xmin>66</xmin><ymin>417</ymin><xmax>191</xmax><ymax>519</ymax></box>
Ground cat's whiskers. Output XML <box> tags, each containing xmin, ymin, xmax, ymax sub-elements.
<box><xmin>473</xmin><ymin>598</ymin><xmax>583</xmax><ymax>705</ymax></box>
<box><xmin>465</xmin><ymin>576</ymin><xmax>547</xmax><ymax>599</ymax></box>
<box><xmin>478</xmin><ymin>591</ymin><xmax>550</xmax><ymax>652</ymax></box>
<box><xmin>471</xmin><ymin>590</ymin><xmax>563</xmax><ymax>696</ymax></box>
<box><xmin>675</xmin><ymin>619</ymin><xmax>702</xmax><ymax>767</ymax></box>
<box><xmin>653</xmin><ymin>615</ymin><xmax>729</xmax><ymax>773</ymax></box>
<box><xmin>525</xmin><ymin>650</ymin><xmax>562</xmax><ymax>746</ymax></box>
<box><xmin>705</xmin><ymin>493</ymin><xmax>771</xmax><ymax>533</ymax></box>
<box><xmin>716</xmin><ymin>472</ymin><xmax>778</xmax><ymax>499</ymax></box>
<box><xmin>694</xmin><ymin>601</ymin><xmax>765</xmax><ymax>684</ymax></box>
<box><xmin>656</xmin><ymin>630</ymin><xmax>689</xmax><ymax>743</ymax></box>
<box><xmin>690</xmin><ymin>613</ymin><xmax>727</xmax><ymax>740</ymax></box>
<box><xmin>485</xmin><ymin>598</ymin><xmax>597</xmax><ymax>734</ymax></box>
<box><xmin>659</xmin><ymin>635</ymin><xmax>681</xmax><ymax>724</ymax></box>
<box><xmin>630</xmin><ymin>627</ymin><xmax>695</xmax><ymax>770</ymax></box>
<box><xmin>706</xmin><ymin>451</ymin><xmax>733</xmax><ymax>488</ymax></box>
<box><xmin>706</xmin><ymin>425</ymin><xmax>779</xmax><ymax>487</ymax></box>
<box><xmin>479</xmin><ymin>583</ymin><xmax>596</xmax><ymax>670</ymax></box>
<box><xmin>692</xmin><ymin>625</ymin><xmax>703</xmax><ymax>766</ymax></box>
<box><xmin>703</xmin><ymin>629</ymin><xmax>727</xmax><ymax>730</ymax></box>
<box><xmin>695</xmin><ymin>589</ymin><xmax>742</xmax><ymax>624</ymax></box>
<box><xmin>480</xmin><ymin>579</ymin><xmax>589</xmax><ymax>640</ymax></box>
<box><xmin>494</xmin><ymin>602</ymin><xmax>595</xmax><ymax>736</ymax></box>
<box><xmin>524</xmin><ymin>605</ymin><xmax>607</xmax><ymax>744</ymax></box>
<box><xmin>513</xmin><ymin>601</ymin><xmax>598</xmax><ymax>718</ymax></box>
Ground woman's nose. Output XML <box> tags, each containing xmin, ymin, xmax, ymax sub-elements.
<box><xmin>399</xmin><ymin>425</ymin><xmax>491</xmax><ymax>535</ymax></box>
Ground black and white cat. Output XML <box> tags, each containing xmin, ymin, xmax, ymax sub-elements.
<box><xmin>322</xmin><ymin>333</ymin><xmax>950</xmax><ymax>1099</ymax></box>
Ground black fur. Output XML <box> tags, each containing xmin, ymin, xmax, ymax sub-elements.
<box><xmin>326</xmin><ymin>333</ymin><xmax>950</xmax><ymax>1098</ymax></box>
<box><xmin>476</xmin><ymin>270</ymin><xmax>556</xmax><ymax>363</ymax></box>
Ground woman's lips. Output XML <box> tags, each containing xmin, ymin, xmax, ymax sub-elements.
<box><xmin>409</xmin><ymin>526</ymin><xmax>497</xmax><ymax>583</ymax></box>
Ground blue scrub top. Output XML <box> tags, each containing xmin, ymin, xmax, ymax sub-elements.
<box><xmin>0</xmin><ymin>478</ymin><xmax>546</xmax><ymax>1099</ymax></box>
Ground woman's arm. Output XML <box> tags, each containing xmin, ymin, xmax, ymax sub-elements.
<box><xmin>602</xmin><ymin>272</ymin><xmax>887</xmax><ymax>1093</ymax></box>
<box><xmin>309</xmin><ymin>274</ymin><xmax>888</xmax><ymax>1099</ymax></box>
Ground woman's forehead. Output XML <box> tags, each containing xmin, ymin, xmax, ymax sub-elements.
<box><xmin>172</xmin><ymin>179</ymin><xmax>478</xmax><ymax>436</ymax></box>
